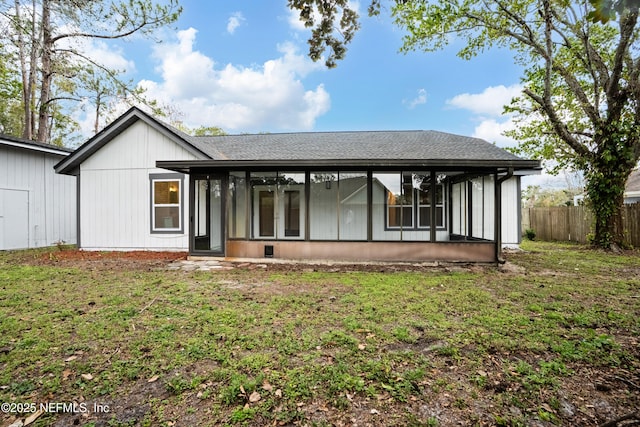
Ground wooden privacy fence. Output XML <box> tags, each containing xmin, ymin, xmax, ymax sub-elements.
<box><xmin>525</xmin><ymin>204</ymin><xmax>640</xmax><ymax>247</ymax></box>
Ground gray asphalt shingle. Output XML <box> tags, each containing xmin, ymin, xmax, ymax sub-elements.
<box><xmin>187</xmin><ymin>130</ymin><xmax>524</xmax><ymax>162</ymax></box>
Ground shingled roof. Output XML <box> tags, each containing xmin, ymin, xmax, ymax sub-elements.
<box><xmin>56</xmin><ymin>107</ymin><xmax>541</xmax><ymax>175</ymax></box>
<box><xmin>188</xmin><ymin>130</ymin><xmax>524</xmax><ymax>162</ymax></box>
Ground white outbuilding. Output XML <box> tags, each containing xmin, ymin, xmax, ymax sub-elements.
<box><xmin>0</xmin><ymin>135</ymin><xmax>77</xmax><ymax>250</ymax></box>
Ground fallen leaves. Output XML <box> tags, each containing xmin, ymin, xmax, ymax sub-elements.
<box><xmin>6</xmin><ymin>410</ymin><xmax>44</xmax><ymax>427</ymax></box>
<box><xmin>24</xmin><ymin>410</ymin><xmax>43</xmax><ymax>426</ymax></box>
<box><xmin>235</xmin><ymin>380</ymin><xmax>282</xmax><ymax>407</ymax></box>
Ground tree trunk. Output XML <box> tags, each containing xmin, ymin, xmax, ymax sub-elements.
<box><xmin>14</xmin><ymin>0</ymin><xmax>39</xmax><ymax>140</ymax></box>
<box><xmin>28</xmin><ymin>0</ymin><xmax>39</xmax><ymax>140</ymax></box>
<box><xmin>36</xmin><ymin>0</ymin><xmax>52</xmax><ymax>143</ymax></box>
<box><xmin>94</xmin><ymin>91</ymin><xmax>102</xmax><ymax>134</ymax></box>
<box><xmin>586</xmin><ymin>146</ymin><xmax>634</xmax><ymax>249</ymax></box>
<box><xmin>591</xmin><ymin>185</ymin><xmax>625</xmax><ymax>248</ymax></box>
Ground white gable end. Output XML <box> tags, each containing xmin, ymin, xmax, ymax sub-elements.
<box><xmin>79</xmin><ymin>120</ymin><xmax>196</xmax><ymax>251</ymax></box>
<box><xmin>82</xmin><ymin>120</ymin><xmax>199</xmax><ymax>171</ymax></box>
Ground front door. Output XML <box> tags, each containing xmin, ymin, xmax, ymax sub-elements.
<box><xmin>192</xmin><ymin>175</ymin><xmax>225</xmax><ymax>255</ymax></box>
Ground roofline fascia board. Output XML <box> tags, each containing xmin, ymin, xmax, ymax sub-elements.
<box><xmin>55</xmin><ymin>107</ymin><xmax>211</xmax><ymax>175</ymax></box>
<box><xmin>54</xmin><ymin>111</ymin><xmax>139</xmax><ymax>175</ymax></box>
<box><xmin>0</xmin><ymin>138</ymin><xmax>71</xmax><ymax>156</ymax></box>
<box><xmin>156</xmin><ymin>159</ymin><xmax>542</xmax><ymax>173</ymax></box>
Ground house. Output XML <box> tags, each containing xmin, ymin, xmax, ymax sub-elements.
<box><xmin>0</xmin><ymin>135</ymin><xmax>77</xmax><ymax>250</ymax></box>
<box><xmin>625</xmin><ymin>169</ymin><xmax>640</xmax><ymax>204</ymax></box>
<box><xmin>55</xmin><ymin>107</ymin><xmax>540</xmax><ymax>263</ymax></box>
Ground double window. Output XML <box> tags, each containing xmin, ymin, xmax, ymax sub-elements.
<box><xmin>378</xmin><ymin>172</ymin><xmax>445</xmax><ymax>230</ymax></box>
<box><xmin>150</xmin><ymin>173</ymin><xmax>184</xmax><ymax>233</ymax></box>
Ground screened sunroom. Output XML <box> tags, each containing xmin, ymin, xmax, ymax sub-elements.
<box><xmin>162</xmin><ymin>166</ymin><xmax>535</xmax><ymax>263</ymax></box>
<box><xmin>156</xmin><ymin>129</ymin><xmax>539</xmax><ymax>263</ymax></box>
<box><xmin>222</xmin><ymin>170</ymin><xmax>497</xmax><ymax>243</ymax></box>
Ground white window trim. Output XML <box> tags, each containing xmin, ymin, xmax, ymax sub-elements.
<box><xmin>150</xmin><ymin>173</ymin><xmax>184</xmax><ymax>234</ymax></box>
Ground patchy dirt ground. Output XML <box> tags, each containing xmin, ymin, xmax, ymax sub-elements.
<box><xmin>29</xmin><ymin>248</ymin><xmax>189</xmax><ymax>271</ymax></box>
<box><xmin>28</xmin><ymin>248</ymin><xmax>492</xmax><ymax>274</ymax></box>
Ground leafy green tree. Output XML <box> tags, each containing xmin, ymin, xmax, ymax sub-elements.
<box><xmin>589</xmin><ymin>0</ymin><xmax>640</xmax><ymax>22</ymax></box>
<box><xmin>1</xmin><ymin>0</ymin><xmax>181</xmax><ymax>143</ymax></box>
<box><xmin>192</xmin><ymin>126</ymin><xmax>227</xmax><ymax>137</ymax></box>
<box><xmin>0</xmin><ymin>45</ymin><xmax>23</xmax><ymax>135</ymax></box>
<box><xmin>288</xmin><ymin>0</ymin><xmax>640</xmax><ymax>249</ymax></box>
<box><xmin>74</xmin><ymin>64</ymin><xmax>155</xmax><ymax>135</ymax></box>
<box><xmin>522</xmin><ymin>186</ymin><xmax>582</xmax><ymax>208</ymax></box>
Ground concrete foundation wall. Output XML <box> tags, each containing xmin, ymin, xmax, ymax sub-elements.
<box><xmin>226</xmin><ymin>240</ymin><xmax>496</xmax><ymax>263</ymax></box>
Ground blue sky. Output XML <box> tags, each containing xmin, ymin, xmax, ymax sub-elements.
<box><xmin>100</xmin><ymin>1</ymin><xmax>522</xmax><ymax>139</ymax></box>
<box><xmin>85</xmin><ymin>0</ymin><xmax>565</xmax><ymax>186</ymax></box>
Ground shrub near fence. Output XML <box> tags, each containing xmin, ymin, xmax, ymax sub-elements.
<box><xmin>526</xmin><ymin>204</ymin><xmax>640</xmax><ymax>247</ymax></box>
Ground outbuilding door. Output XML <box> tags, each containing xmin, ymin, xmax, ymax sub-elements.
<box><xmin>191</xmin><ymin>175</ymin><xmax>225</xmax><ymax>256</ymax></box>
<box><xmin>0</xmin><ymin>189</ymin><xmax>29</xmax><ymax>250</ymax></box>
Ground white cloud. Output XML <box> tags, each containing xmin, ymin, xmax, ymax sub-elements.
<box><xmin>55</xmin><ymin>23</ymin><xmax>136</xmax><ymax>73</ymax></box>
<box><xmin>446</xmin><ymin>84</ymin><xmax>524</xmax><ymax>149</ymax></box>
<box><xmin>404</xmin><ymin>88</ymin><xmax>427</xmax><ymax>109</ymax></box>
<box><xmin>139</xmin><ymin>28</ymin><xmax>330</xmax><ymax>132</ymax></box>
<box><xmin>87</xmin><ymin>41</ymin><xmax>135</xmax><ymax>72</ymax></box>
<box><xmin>451</xmin><ymin>86</ymin><xmax>566</xmax><ymax>188</ymax></box>
<box><xmin>446</xmin><ymin>84</ymin><xmax>522</xmax><ymax>116</ymax></box>
<box><xmin>287</xmin><ymin>7</ymin><xmax>308</xmax><ymax>31</ymax></box>
<box><xmin>227</xmin><ymin>12</ymin><xmax>245</xmax><ymax>34</ymax></box>
<box><xmin>471</xmin><ymin>117</ymin><xmax>518</xmax><ymax>148</ymax></box>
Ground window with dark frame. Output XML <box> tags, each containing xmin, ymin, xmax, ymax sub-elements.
<box><xmin>417</xmin><ymin>177</ymin><xmax>445</xmax><ymax>228</ymax></box>
<box><xmin>258</xmin><ymin>190</ymin><xmax>275</xmax><ymax>237</ymax></box>
<box><xmin>284</xmin><ymin>190</ymin><xmax>301</xmax><ymax>236</ymax></box>
<box><xmin>151</xmin><ymin>177</ymin><xmax>182</xmax><ymax>232</ymax></box>
<box><xmin>386</xmin><ymin>173</ymin><xmax>414</xmax><ymax>228</ymax></box>
<box><xmin>386</xmin><ymin>172</ymin><xmax>445</xmax><ymax>230</ymax></box>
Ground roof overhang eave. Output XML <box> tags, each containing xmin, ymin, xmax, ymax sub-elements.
<box><xmin>55</xmin><ymin>107</ymin><xmax>212</xmax><ymax>176</ymax></box>
<box><xmin>1</xmin><ymin>138</ymin><xmax>72</xmax><ymax>156</ymax></box>
<box><xmin>156</xmin><ymin>158</ymin><xmax>542</xmax><ymax>174</ymax></box>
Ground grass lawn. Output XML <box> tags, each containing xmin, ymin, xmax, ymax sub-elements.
<box><xmin>0</xmin><ymin>241</ymin><xmax>638</xmax><ymax>426</ymax></box>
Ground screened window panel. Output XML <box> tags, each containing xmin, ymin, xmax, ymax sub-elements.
<box><xmin>228</xmin><ymin>172</ymin><xmax>248</xmax><ymax>238</ymax></box>
<box><xmin>310</xmin><ymin>172</ymin><xmax>338</xmax><ymax>240</ymax></box>
<box><xmin>338</xmin><ymin>172</ymin><xmax>367</xmax><ymax>240</ymax></box>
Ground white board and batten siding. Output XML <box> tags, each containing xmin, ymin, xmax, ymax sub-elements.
<box><xmin>501</xmin><ymin>176</ymin><xmax>521</xmax><ymax>247</ymax></box>
<box><xmin>0</xmin><ymin>140</ymin><xmax>76</xmax><ymax>250</ymax></box>
<box><xmin>79</xmin><ymin>121</ymin><xmax>197</xmax><ymax>251</ymax></box>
